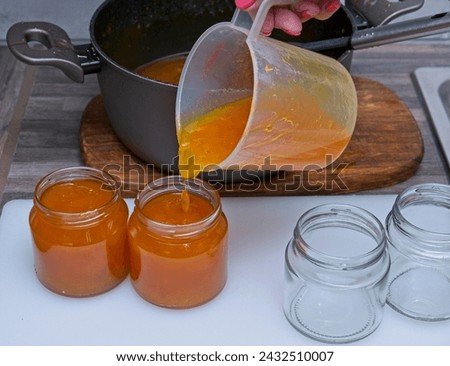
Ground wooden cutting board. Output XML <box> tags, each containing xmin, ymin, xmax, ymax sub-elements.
<box><xmin>80</xmin><ymin>77</ymin><xmax>424</xmax><ymax>198</ymax></box>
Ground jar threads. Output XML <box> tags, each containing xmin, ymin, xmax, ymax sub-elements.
<box><xmin>386</xmin><ymin>183</ymin><xmax>450</xmax><ymax>321</ymax></box>
<box><xmin>284</xmin><ymin>204</ymin><xmax>390</xmax><ymax>343</ymax></box>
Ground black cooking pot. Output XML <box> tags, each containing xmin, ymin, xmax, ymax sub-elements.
<box><xmin>8</xmin><ymin>0</ymin><xmax>441</xmax><ymax>173</ymax></box>
<box><xmin>6</xmin><ymin>0</ymin><xmax>361</xmax><ymax>172</ymax></box>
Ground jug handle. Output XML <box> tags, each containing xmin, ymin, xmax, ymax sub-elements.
<box><xmin>232</xmin><ymin>0</ymin><xmax>297</xmax><ymax>40</ymax></box>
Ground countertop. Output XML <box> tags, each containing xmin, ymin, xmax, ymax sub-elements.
<box><xmin>0</xmin><ymin>42</ymin><xmax>449</xmax><ymax>206</ymax></box>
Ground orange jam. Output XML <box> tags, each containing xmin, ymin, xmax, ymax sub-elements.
<box><xmin>178</xmin><ymin>97</ymin><xmax>252</xmax><ymax>178</ymax></box>
<box><xmin>136</xmin><ymin>54</ymin><xmax>187</xmax><ymax>85</ymax></box>
<box><xmin>244</xmin><ymin>85</ymin><xmax>353</xmax><ymax>169</ymax></box>
<box><xmin>29</xmin><ymin>167</ymin><xmax>129</xmax><ymax>297</ymax></box>
<box><xmin>177</xmin><ymin>87</ymin><xmax>353</xmax><ymax>177</ymax></box>
<box><xmin>127</xmin><ymin>176</ymin><xmax>228</xmax><ymax>308</ymax></box>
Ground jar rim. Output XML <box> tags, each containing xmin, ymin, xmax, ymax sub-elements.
<box><xmin>294</xmin><ymin>203</ymin><xmax>386</xmax><ymax>270</ymax></box>
<box><xmin>391</xmin><ymin>183</ymin><xmax>450</xmax><ymax>242</ymax></box>
<box><xmin>33</xmin><ymin>166</ymin><xmax>121</xmax><ymax>223</ymax></box>
<box><xmin>134</xmin><ymin>175</ymin><xmax>222</xmax><ymax>236</ymax></box>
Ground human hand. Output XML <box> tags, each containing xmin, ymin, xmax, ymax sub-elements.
<box><xmin>235</xmin><ymin>0</ymin><xmax>341</xmax><ymax>36</ymax></box>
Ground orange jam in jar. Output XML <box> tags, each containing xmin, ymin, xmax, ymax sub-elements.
<box><xmin>127</xmin><ymin>176</ymin><xmax>228</xmax><ymax>308</ymax></box>
<box><xmin>29</xmin><ymin>167</ymin><xmax>129</xmax><ymax>297</ymax></box>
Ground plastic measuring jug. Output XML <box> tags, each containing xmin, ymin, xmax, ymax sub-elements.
<box><xmin>175</xmin><ymin>0</ymin><xmax>357</xmax><ymax>178</ymax></box>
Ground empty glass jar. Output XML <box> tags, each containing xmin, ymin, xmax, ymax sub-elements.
<box><xmin>386</xmin><ymin>183</ymin><xmax>450</xmax><ymax>321</ymax></box>
<box><xmin>284</xmin><ymin>204</ymin><xmax>390</xmax><ymax>343</ymax></box>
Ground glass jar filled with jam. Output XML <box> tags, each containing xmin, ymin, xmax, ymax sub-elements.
<box><xmin>127</xmin><ymin>176</ymin><xmax>228</xmax><ymax>308</ymax></box>
<box><xmin>29</xmin><ymin>167</ymin><xmax>129</xmax><ymax>297</ymax></box>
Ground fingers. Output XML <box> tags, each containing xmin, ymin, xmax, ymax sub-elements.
<box><xmin>291</xmin><ymin>1</ymin><xmax>340</xmax><ymax>22</ymax></box>
<box><xmin>315</xmin><ymin>0</ymin><xmax>341</xmax><ymax>21</ymax></box>
<box><xmin>252</xmin><ymin>7</ymin><xmax>302</xmax><ymax>37</ymax></box>
<box><xmin>234</xmin><ymin>0</ymin><xmax>341</xmax><ymax>36</ymax></box>
<box><xmin>235</xmin><ymin>0</ymin><xmax>275</xmax><ymax>36</ymax></box>
<box><xmin>235</xmin><ymin>0</ymin><xmax>261</xmax><ymax>12</ymax></box>
<box><xmin>291</xmin><ymin>1</ymin><xmax>321</xmax><ymax>22</ymax></box>
<box><xmin>273</xmin><ymin>8</ymin><xmax>302</xmax><ymax>36</ymax></box>
<box><xmin>235</xmin><ymin>0</ymin><xmax>257</xmax><ymax>10</ymax></box>
<box><xmin>260</xmin><ymin>8</ymin><xmax>275</xmax><ymax>36</ymax></box>
<box><xmin>236</xmin><ymin>1</ymin><xmax>302</xmax><ymax>36</ymax></box>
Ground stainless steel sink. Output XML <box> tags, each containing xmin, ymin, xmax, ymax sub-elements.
<box><xmin>414</xmin><ymin>67</ymin><xmax>450</xmax><ymax>167</ymax></box>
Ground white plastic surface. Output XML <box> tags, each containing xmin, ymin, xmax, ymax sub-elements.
<box><xmin>0</xmin><ymin>196</ymin><xmax>449</xmax><ymax>346</ymax></box>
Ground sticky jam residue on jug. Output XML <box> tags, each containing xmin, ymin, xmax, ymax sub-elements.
<box><xmin>240</xmin><ymin>84</ymin><xmax>353</xmax><ymax>168</ymax></box>
<box><xmin>135</xmin><ymin>54</ymin><xmax>187</xmax><ymax>85</ymax></box>
<box><xmin>177</xmin><ymin>84</ymin><xmax>352</xmax><ymax>179</ymax></box>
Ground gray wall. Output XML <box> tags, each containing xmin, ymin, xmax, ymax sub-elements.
<box><xmin>1</xmin><ymin>0</ymin><xmax>450</xmax><ymax>44</ymax></box>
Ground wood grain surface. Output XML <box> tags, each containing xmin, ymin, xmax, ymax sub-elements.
<box><xmin>80</xmin><ymin>76</ymin><xmax>423</xmax><ymax>197</ymax></box>
<box><xmin>2</xmin><ymin>43</ymin><xmax>449</xmax><ymax>206</ymax></box>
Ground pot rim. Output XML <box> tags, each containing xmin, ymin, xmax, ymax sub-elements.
<box><xmin>87</xmin><ymin>0</ymin><xmax>357</xmax><ymax>83</ymax></box>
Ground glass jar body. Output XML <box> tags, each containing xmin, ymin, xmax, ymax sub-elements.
<box><xmin>283</xmin><ymin>204</ymin><xmax>390</xmax><ymax>343</ymax></box>
<box><xmin>386</xmin><ymin>184</ymin><xmax>450</xmax><ymax>321</ymax></box>
<box><xmin>29</xmin><ymin>167</ymin><xmax>129</xmax><ymax>297</ymax></box>
<box><xmin>127</xmin><ymin>176</ymin><xmax>228</xmax><ymax>309</ymax></box>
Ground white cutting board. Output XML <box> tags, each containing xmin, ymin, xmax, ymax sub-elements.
<box><xmin>0</xmin><ymin>196</ymin><xmax>449</xmax><ymax>346</ymax></box>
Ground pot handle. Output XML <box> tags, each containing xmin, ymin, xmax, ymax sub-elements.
<box><xmin>346</xmin><ymin>0</ymin><xmax>424</xmax><ymax>26</ymax></box>
<box><xmin>6</xmin><ymin>21</ymin><xmax>101</xmax><ymax>83</ymax></box>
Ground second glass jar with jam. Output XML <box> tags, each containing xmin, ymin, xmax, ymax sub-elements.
<box><xmin>127</xmin><ymin>176</ymin><xmax>228</xmax><ymax>308</ymax></box>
